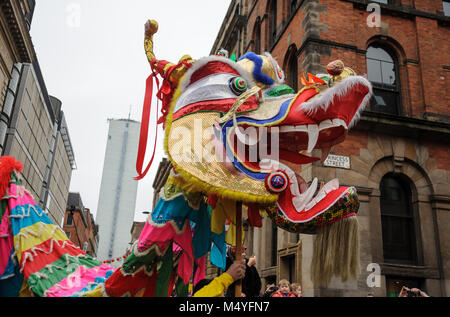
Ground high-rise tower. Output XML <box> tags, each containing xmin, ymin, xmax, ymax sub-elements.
<box><xmin>96</xmin><ymin>119</ymin><xmax>140</xmax><ymax>261</ymax></box>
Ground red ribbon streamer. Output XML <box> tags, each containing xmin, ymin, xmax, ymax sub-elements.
<box><xmin>135</xmin><ymin>60</ymin><xmax>192</xmax><ymax>181</ymax></box>
<box><xmin>135</xmin><ymin>72</ymin><xmax>160</xmax><ymax>181</ymax></box>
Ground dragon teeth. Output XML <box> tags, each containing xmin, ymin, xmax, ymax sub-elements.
<box><xmin>307</xmin><ymin>125</ymin><xmax>319</xmax><ymax>153</ymax></box>
<box><xmin>304</xmin><ymin>178</ymin><xmax>340</xmax><ymax>211</ymax></box>
<box><xmin>292</xmin><ymin>177</ymin><xmax>318</xmax><ymax>212</ymax></box>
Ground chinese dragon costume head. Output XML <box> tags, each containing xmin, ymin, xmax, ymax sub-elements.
<box><xmin>0</xmin><ymin>19</ymin><xmax>372</xmax><ymax>297</ymax></box>
<box><xmin>131</xmin><ymin>20</ymin><xmax>371</xmax><ymax>290</ymax></box>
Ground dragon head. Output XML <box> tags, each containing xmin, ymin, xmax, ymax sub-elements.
<box><xmin>142</xmin><ymin>20</ymin><xmax>371</xmax><ymax>235</ymax></box>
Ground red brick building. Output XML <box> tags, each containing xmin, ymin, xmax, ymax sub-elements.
<box><xmin>211</xmin><ymin>0</ymin><xmax>450</xmax><ymax>297</ymax></box>
<box><xmin>63</xmin><ymin>192</ymin><xmax>99</xmax><ymax>257</ymax></box>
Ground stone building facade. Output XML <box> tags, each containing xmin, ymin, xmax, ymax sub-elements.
<box><xmin>0</xmin><ymin>0</ymin><xmax>76</xmax><ymax>227</ymax></box>
<box><xmin>2</xmin><ymin>62</ymin><xmax>76</xmax><ymax>226</ymax></box>
<box><xmin>211</xmin><ymin>0</ymin><xmax>450</xmax><ymax>297</ymax></box>
<box><xmin>0</xmin><ymin>0</ymin><xmax>35</xmax><ymax>134</ymax></box>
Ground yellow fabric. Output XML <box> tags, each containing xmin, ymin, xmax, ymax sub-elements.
<box><xmin>211</xmin><ymin>205</ymin><xmax>226</xmax><ymax>235</ymax></box>
<box><xmin>225</xmin><ymin>222</ymin><xmax>245</xmax><ymax>247</ymax></box>
<box><xmin>18</xmin><ymin>281</ymin><xmax>32</xmax><ymax>297</ymax></box>
<box><xmin>83</xmin><ymin>285</ymin><xmax>106</xmax><ymax>297</ymax></box>
<box><xmin>193</xmin><ymin>273</ymin><xmax>234</xmax><ymax>297</ymax></box>
<box><xmin>14</xmin><ymin>222</ymin><xmax>68</xmax><ymax>261</ymax></box>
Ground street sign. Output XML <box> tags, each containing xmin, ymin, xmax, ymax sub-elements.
<box><xmin>323</xmin><ymin>154</ymin><xmax>350</xmax><ymax>169</ymax></box>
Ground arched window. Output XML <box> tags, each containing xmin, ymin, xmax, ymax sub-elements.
<box><xmin>366</xmin><ymin>44</ymin><xmax>401</xmax><ymax>115</ymax></box>
<box><xmin>285</xmin><ymin>46</ymin><xmax>298</xmax><ymax>91</ymax></box>
<box><xmin>253</xmin><ymin>18</ymin><xmax>261</xmax><ymax>54</ymax></box>
<box><xmin>380</xmin><ymin>174</ymin><xmax>418</xmax><ymax>264</ymax></box>
<box><xmin>268</xmin><ymin>0</ymin><xmax>277</xmax><ymax>46</ymax></box>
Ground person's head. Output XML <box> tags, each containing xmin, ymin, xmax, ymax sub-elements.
<box><xmin>291</xmin><ymin>283</ymin><xmax>302</xmax><ymax>297</ymax></box>
<box><xmin>278</xmin><ymin>279</ymin><xmax>291</xmax><ymax>294</ymax></box>
<box><xmin>229</xmin><ymin>245</ymin><xmax>247</xmax><ymax>258</ymax></box>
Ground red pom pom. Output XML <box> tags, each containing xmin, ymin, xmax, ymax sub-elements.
<box><xmin>0</xmin><ymin>156</ymin><xmax>24</xmax><ymax>197</ymax></box>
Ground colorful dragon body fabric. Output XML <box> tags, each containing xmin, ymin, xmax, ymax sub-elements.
<box><xmin>0</xmin><ymin>19</ymin><xmax>372</xmax><ymax>297</ymax></box>
<box><xmin>0</xmin><ymin>157</ymin><xmax>115</xmax><ymax>297</ymax></box>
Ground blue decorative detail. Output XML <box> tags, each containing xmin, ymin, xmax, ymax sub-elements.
<box><xmin>270</xmin><ymin>174</ymin><xmax>286</xmax><ymax>190</ymax></box>
<box><xmin>238</xmin><ymin>52</ymin><xmax>275</xmax><ymax>86</ymax></box>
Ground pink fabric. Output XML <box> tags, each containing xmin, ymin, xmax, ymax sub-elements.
<box><xmin>174</xmin><ymin>224</ymin><xmax>194</xmax><ymax>285</ymax></box>
<box><xmin>7</xmin><ymin>184</ymin><xmax>35</xmax><ymax>210</ymax></box>
<box><xmin>193</xmin><ymin>256</ymin><xmax>206</xmax><ymax>286</ymax></box>
<box><xmin>138</xmin><ymin>220</ymin><xmax>195</xmax><ymax>285</ymax></box>
<box><xmin>0</xmin><ymin>205</ymin><xmax>12</xmax><ymax>276</ymax></box>
<box><xmin>137</xmin><ymin>222</ymin><xmax>176</xmax><ymax>252</ymax></box>
<box><xmin>45</xmin><ymin>264</ymin><xmax>114</xmax><ymax>297</ymax></box>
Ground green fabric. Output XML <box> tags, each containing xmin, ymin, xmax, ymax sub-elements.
<box><xmin>122</xmin><ymin>248</ymin><xmax>158</xmax><ymax>274</ymax></box>
<box><xmin>27</xmin><ymin>254</ymin><xmax>101</xmax><ymax>297</ymax></box>
<box><xmin>10</xmin><ymin>172</ymin><xmax>22</xmax><ymax>185</ymax></box>
<box><xmin>155</xmin><ymin>245</ymin><xmax>173</xmax><ymax>297</ymax></box>
<box><xmin>265</xmin><ymin>84</ymin><xmax>295</xmax><ymax>97</ymax></box>
<box><xmin>0</xmin><ymin>199</ymin><xmax>7</xmax><ymax>221</ymax></box>
<box><xmin>175</xmin><ymin>278</ymin><xmax>188</xmax><ymax>297</ymax></box>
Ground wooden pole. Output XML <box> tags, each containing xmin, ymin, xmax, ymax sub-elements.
<box><xmin>235</xmin><ymin>201</ymin><xmax>243</xmax><ymax>297</ymax></box>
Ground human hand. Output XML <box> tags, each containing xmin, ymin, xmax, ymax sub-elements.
<box><xmin>399</xmin><ymin>286</ymin><xmax>409</xmax><ymax>297</ymax></box>
<box><xmin>226</xmin><ymin>259</ymin><xmax>246</xmax><ymax>281</ymax></box>
<box><xmin>248</xmin><ymin>255</ymin><xmax>256</xmax><ymax>267</ymax></box>
<box><xmin>410</xmin><ymin>288</ymin><xmax>429</xmax><ymax>297</ymax></box>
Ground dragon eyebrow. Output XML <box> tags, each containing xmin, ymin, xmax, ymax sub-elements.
<box><xmin>216</xmin><ymin>86</ymin><xmax>261</xmax><ymax>124</ymax></box>
<box><xmin>238</xmin><ymin>52</ymin><xmax>275</xmax><ymax>86</ymax></box>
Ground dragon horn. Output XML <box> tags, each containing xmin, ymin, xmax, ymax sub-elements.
<box><xmin>144</xmin><ymin>19</ymin><xmax>193</xmax><ymax>85</ymax></box>
<box><xmin>144</xmin><ymin>19</ymin><xmax>175</xmax><ymax>78</ymax></box>
<box><xmin>144</xmin><ymin>20</ymin><xmax>159</xmax><ymax>64</ymax></box>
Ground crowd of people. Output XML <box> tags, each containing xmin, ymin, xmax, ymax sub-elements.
<box><xmin>190</xmin><ymin>246</ymin><xmax>430</xmax><ymax>298</ymax></box>
<box><xmin>191</xmin><ymin>246</ymin><xmax>303</xmax><ymax>297</ymax></box>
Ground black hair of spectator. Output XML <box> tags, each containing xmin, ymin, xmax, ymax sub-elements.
<box><xmin>193</xmin><ymin>279</ymin><xmax>212</xmax><ymax>294</ymax></box>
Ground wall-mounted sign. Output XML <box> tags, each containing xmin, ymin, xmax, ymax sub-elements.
<box><xmin>323</xmin><ymin>154</ymin><xmax>350</xmax><ymax>169</ymax></box>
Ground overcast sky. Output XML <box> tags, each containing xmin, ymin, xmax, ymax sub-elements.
<box><xmin>30</xmin><ymin>0</ymin><xmax>231</xmax><ymax>222</ymax></box>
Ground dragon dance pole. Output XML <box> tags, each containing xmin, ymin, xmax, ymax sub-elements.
<box><xmin>234</xmin><ymin>201</ymin><xmax>243</xmax><ymax>297</ymax></box>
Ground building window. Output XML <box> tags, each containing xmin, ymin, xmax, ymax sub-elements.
<box><xmin>385</xmin><ymin>276</ymin><xmax>423</xmax><ymax>297</ymax></box>
<box><xmin>269</xmin><ymin>0</ymin><xmax>277</xmax><ymax>46</ymax></box>
<box><xmin>366</xmin><ymin>44</ymin><xmax>401</xmax><ymax>115</ymax></box>
<box><xmin>290</xmin><ymin>0</ymin><xmax>298</xmax><ymax>16</ymax></box>
<box><xmin>286</xmin><ymin>46</ymin><xmax>298</xmax><ymax>91</ymax></box>
<box><xmin>66</xmin><ymin>212</ymin><xmax>74</xmax><ymax>226</ymax></box>
<box><xmin>380</xmin><ymin>174</ymin><xmax>418</xmax><ymax>264</ymax></box>
<box><xmin>444</xmin><ymin>1</ymin><xmax>450</xmax><ymax>16</ymax></box>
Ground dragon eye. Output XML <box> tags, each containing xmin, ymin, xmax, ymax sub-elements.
<box><xmin>229</xmin><ymin>77</ymin><xmax>248</xmax><ymax>95</ymax></box>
